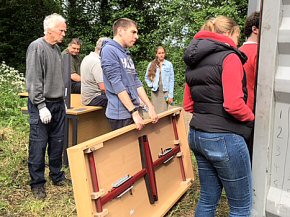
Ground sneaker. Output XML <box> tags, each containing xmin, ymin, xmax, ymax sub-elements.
<box><xmin>31</xmin><ymin>186</ymin><xmax>46</xmax><ymax>199</ymax></box>
<box><xmin>52</xmin><ymin>178</ymin><xmax>71</xmax><ymax>186</ymax></box>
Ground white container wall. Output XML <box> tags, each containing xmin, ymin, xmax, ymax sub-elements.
<box><xmin>252</xmin><ymin>0</ymin><xmax>290</xmax><ymax>216</ymax></box>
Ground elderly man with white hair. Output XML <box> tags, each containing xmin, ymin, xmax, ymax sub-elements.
<box><xmin>26</xmin><ymin>13</ymin><xmax>69</xmax><ymax>199</ymax></box>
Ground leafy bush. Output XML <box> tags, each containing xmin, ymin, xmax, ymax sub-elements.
<box><xmin>0</xmin><ymin>62</ymin><xmax>28</xmax><ymax>128</ymax></box>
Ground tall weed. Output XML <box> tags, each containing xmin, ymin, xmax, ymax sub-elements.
<box><xmin>0</xmin><ymin>62</ymin><xmax>28</xmax><ymax>128</ymax></box>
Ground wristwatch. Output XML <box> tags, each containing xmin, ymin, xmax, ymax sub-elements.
<box><xmin>129</xmin><ymin>107</ymin><xmax>138</xmax><ymax>114</ymax></box>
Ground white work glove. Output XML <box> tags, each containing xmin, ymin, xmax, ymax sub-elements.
<box><xmin>39</xmin><ymin>107</ymin><xmax>52</xmax><ymax>124</ymax></box>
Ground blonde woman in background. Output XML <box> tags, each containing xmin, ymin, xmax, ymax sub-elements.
<box><xmin>145</xmin><ymin>46</ymin><xmax>175</xmax><ymax>114</ymax></box>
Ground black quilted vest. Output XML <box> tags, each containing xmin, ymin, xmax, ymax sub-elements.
<box><xmin>184</xmin><ymin>38</ymin><xmax>253</xmax><ymax>141</ymax></box>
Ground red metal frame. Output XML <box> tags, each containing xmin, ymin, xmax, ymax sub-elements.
<box><xmin>172</xmin><ymin>115</ymin><xmax>186</xmax><ymax>181</ymax></box>
<box><xmin>87</xmin><ymin>113</ymin><xmax>187</xmax><ymax>215</ymax></box>
<box><xmin>100</xmin><ymin>169</ymin><xmax>147</xmax><ymax>205</ymax></box>
<box><xmin>88</xmin><ymin>152</ymin><xmax>103</xmax><ymax>212</ymax></box>
<box><xmin>142</xmin><ymin>135</ymin><xmax>158</xmax><ymax>201</ymax></box>
<box><xmin>153</xmin><ymin>146</ymin><xmax>180</xmax><ymax>168</ymax></box>
<box><xmin>139</xmin><ymin>135</ymin><xmax>158</xmax><ymax>204</ymax></box>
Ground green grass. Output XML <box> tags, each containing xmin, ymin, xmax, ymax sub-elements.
<box><xmin>0</xmin><ymin>62</ymin><xmax>229</xmax><ymax>216</ymax></box>
<box><xmin>0</xmin><ymin>126</ymin><xmax>229</xmax><ymax>217</ymax></box>
<box><xmin>0</xmin><ymin>127</ymin><xmax>76</xmax><ymax>217</ymax></box>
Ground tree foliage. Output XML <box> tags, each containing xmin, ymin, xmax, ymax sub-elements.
<box><xmin>63</xmin><ymin>0</ymin><xmax>163</xmax><ymax>61</ymax></box>
<box><xmin>0</xmin><ymin>0</ymin><xmax>62</xmax><ymax>73</ymax></box>
<box><xmin>0</xmin><ymin>0</ymin><xmax>248</xmax><ymax>104</ymax></box>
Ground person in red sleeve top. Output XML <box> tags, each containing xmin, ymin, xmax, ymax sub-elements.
<box><xmin>183</xmin><ymin>83</ymin><xmax>194</xmax><ymax>113</ymax></box>
<box><xmin>184</xmin><ymin>16</ymin><xmax>254</xmax><ymax>216</ymax></box>
<box><xmin>240</xmin><ymin>12</ymin><xmax>260</xmax><ymax>113</ymax></box>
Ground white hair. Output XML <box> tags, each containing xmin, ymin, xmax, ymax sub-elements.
<box><xmin>43</xmin><ymin>13</ymin><xmax>66</xmax><ymax>35</ymax></box>
<box><xmin>95</xmin><ymin>37</ymin><xmax>110</xmax><ymax>51</ymax></box>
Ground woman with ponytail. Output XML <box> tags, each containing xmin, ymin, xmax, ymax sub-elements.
<box><xmin>145</xmin><ymin>46</ymin><xmax>175</xmax><ymax>114</ymax></box>
<box><xmin>184</xmin><ymin>16</ymin><xmax>254</xmax><ymax>216</ymax></box>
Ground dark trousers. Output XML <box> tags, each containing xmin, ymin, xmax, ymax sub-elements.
<box><xmin>28</xmin><ymin>99</ymin><xmax>65</xmax><ymax>188</ymax></box>
<box><xmin>108</xmin><ymin>118</ymin><xmax>134</xmax><ymax>131</ymax></box>
<box><xmin>71</xmin><ymin>80</ymin><xmax>81</xmax><ymax>94</ymax></box>
<box><xmin>87</xmin><ymin>93</ymin><xmax>108</xmax><ymax>107</ymax></box>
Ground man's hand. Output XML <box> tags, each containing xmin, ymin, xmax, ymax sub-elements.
<box><xmin>132</xmin><ymin>111</ymin><xmax>145</xmax><ymax>130</ymax></box>
<box><xmin>39</xmin><ymin>107</ymin><xmax>52</xmax><ymax>124</ymax></box>
<box><xmin>136</xmin><ymin>86</ymin><xmax>158</xmax><ymax>123</ymax></box>
<box><xmin>148</xmin><ymin>106</ymin><xmax>158</xmax><ymax>123</ymax></box>
<box><xmin>71</xmin><ymin>73</ymin><xmax>81</xmax><ymax>82</ymax></box>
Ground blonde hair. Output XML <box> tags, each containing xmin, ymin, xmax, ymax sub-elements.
<box><xmin>202</xmin><ymin>15</ymin><xmax>240</xmax><ymax>36</ymax></box>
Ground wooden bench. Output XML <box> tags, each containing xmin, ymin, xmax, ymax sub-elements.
<box><xmin>19</xmin><ymin>93</ymin><xmax>111</xmax><ymax>165</ymax></box>
<box><xmin>20</xmin><ymin>93</ymin><xmax>84</xmax><ymax>113</ymax></box>
<box><xmin>18</xmin><ymin>92</ymin><xmax>28</xmax><ymax>98</ymax></box>
<box><xmin>65</xmin><ymin>94</ymin><xmax>111</xmax><ymax>146</ymax></box>
<box><xmin>20</xmin><ymin>106</ymin><xmax>28</xmax><ymax>114</ymax></box>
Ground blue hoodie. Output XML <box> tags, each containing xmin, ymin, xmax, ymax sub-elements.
<box><xmin>101</xmin><ymin>39</ymin><xmax>143</xmax><ymax>119</ymax></box>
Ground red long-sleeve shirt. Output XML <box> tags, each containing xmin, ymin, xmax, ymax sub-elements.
<box><xmin>183</xmin><ymin>83</ymin><xmax>194</xmax><ymax>113</ymax></box>
<box><xmin>240</xmin><ymin>42</ymin><xmax>258</xmax><ymax>112</ymax></box>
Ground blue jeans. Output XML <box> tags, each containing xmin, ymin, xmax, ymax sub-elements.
<box><xmin>189</xmin><ymin>128</ymin><xmax>252</xmax><ymax>217</ymax></box>
<box><xmin>88</xmin><ymin>93</ymin><xmax>108</xmax><ymax>107</ymax></box>
<box><xmin>108</xmin><ymin>118</ymin><xmax>134</xmax><ymax>131</ymax></box>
